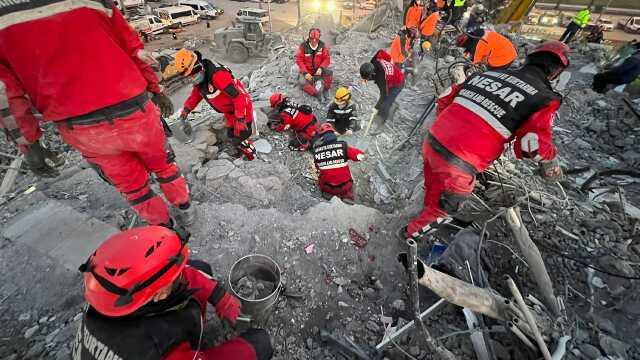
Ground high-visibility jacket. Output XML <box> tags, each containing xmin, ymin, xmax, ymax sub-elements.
<box><xmin>420</xmin><ymin>12</ymin><xmax>440</xmax><ymax>37</ymax></box>
<box><xmin>573</xmin><ymin>9</ymin><xmax>591</xmax><ymax>28</ymax></box>
<box><xmin>472</xmin><ymin>31</ymin><xmax>518</xmax><ymax>69</ymax></box>
<box><xmin>453</xmin><ymin>0</ymin><xmax>465</xmax><ymax>7</ymax></box>
<box><xmin>404</xmin><ymin>3</ymin><xmax>423</xmax><ymax>30</ymax></box>
<box><xmin>390</xmin><ymin>32</ymin><xmax>412</xmax><ymax>64</ymax></box>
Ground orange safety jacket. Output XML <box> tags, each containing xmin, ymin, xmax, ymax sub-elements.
<box><xmin>404</xmin><ymin>4</ymin><xmax>423</xmax><ymax>30</ymax></box>
<box><xmin>473</xmin><ymin>31</ymin><xmax>517</xmax><ymax>68</ymax></box>
<box><xmin>420</xmin><ymin>12</ymin><xmax>440</xmax><ymax>37</ymax></box>
<box><xmin>390</xmin><ymin>33</ymin><xmax>411</xmax><ymax>64</ymax></box>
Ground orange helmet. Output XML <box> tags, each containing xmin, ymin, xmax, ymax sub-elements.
<box><xmin>80</xmin><ymin>226</ymin><xmax>188</xmax><ymax>317</ymax></box>
<box><xmin>174</xmin><ymin>48</ymin><xmax>198</xmax><ymax>76</ymax></box>
<box><xmin>270</xmin><ymin>92</ymin><xmax>285</xmax><ymax>108</ymax></box>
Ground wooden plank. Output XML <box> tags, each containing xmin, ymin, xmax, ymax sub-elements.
<box><xmin>0</xmin><ymin>154</ymin><xmax>24</xmax><ymax>197</ymax></box>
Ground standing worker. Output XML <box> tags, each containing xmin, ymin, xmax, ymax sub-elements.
<box><xmin>326</xmin><ymin>87</ymin><xmax>359</xmax><ymax>135</ymax></box>
<box><xmin>560</xmin><ymin>7</ymin><xmax>591</xmax><ymax>44</ymax></box>
<box><xmin>456</xmin><ymin>29</ymin><xmax>518</xmax><ymax>70</ymax></box>
<box><xmin>419</xmin><ymin>6</ymin><xmax>441</xmax><ymax>55</ymax></box>
<box><xmin>450</xmin><ymin>0</ymin><xmax>466</xmax><ymax>25</ymax></box>
<box><xmin>269</xmin><ymin>93</ymin><xmax>318</xmax><ymax>151</ymax></box>
<box><xmin>176</xmin><ymin>49</ymin><xmax>257</xmax><ymax>161</ymax></box>
<box><xmin>404</xmin><ymin>0</ymin><xmax>424</xmax><ymax>36</ymax></box>
<box><xmin>400</xmin><ymin>41</ymin><xmax>569</xmax><ymax>241</ymax></box>
<box><xmin>296</xmin><ymin>28</ymin><xmax>333</xmax><ymax>101</ymax></box>
<box><xmin>312</xmin><ymin>123</ymin><xmax>365</xmax><ymax>203</ymax></box>
<box><xmin>72</xmin><ymin>226</ymin><xmax>273</xmax><ymax>359</ymax></box>
<box><xmin>390</xmin><ymin>28</ymin><xmax>415</xmax><ymax>73</ymax></box>
<box><xmin>0</xmin><ymin>0</ymin><xmax>194</xmax><ymax>228</ymax></box>
<box><xmin>359</xmin><ymin>49</ymin><xmax>406</xmax><ymax>132</ymax></box>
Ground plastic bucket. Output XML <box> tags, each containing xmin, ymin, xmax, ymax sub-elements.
<box><xmin>228</xmin><ymin>254</ymin><xmax>282</xmax><ymax>322</ymax></box>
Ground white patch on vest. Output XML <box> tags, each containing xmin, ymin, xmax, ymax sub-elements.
<box><xmin>76</xmin><ymin>322</ymin><xmax>124</xmax><ymax>360</ymax></box>
<box><xmin>521</xmin><ymin>132</ymin><xmax>541</xmax><ymax>161</ymax></box>
<box><xmin>467</xmin><ymin>75</ymin><xmax>525</xmax><ymax>108</ymax></box>
<box><xmin>206</xmin><ymin>90</ymin><xmax>222</xmax><ymax>99</ymax></box>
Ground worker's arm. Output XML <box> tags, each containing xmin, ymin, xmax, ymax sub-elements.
<box><xmin>373</xmin><ymin>49</ymin><xmax>393</xmax><ymax>63</ymax></box>
<box><xmin>182</xmin><ymin>87</ymin><xmax>203</xmax><ymax>114</ymax></box>
<box><xmin>472</xmin><ymin>40</ymin><xmax>489</xmax><ymax>65</ymax></box>
<box><xmin>182</xmin><ymin>266</ymin><xmax>240</xmax><ymax>324</ymax></box>
<box><xmin>347</xmin><ymin>146</ymin><xmax>365</xmax><ymax>161</ymax></box>
<box><xmin>211</xmin><ymin>72</ymin><xmax>248</xmax><ymax>119</ymax></box>
<box><xmin>319</xmin><ymin>46</ymin><xmax>331</xmax><ymax>68</ymax></box>
<box><xmin>0</xmin><ymin>61</ymin><xmax>41</xmax><ymax>153</ymax></box>
<box><xmin>513</xmin><ymin>100</ymin><xmax>560</xmax><ymax>161</ymax></box>
<box><xmin>295</xmin><ymin>44</ymin><xmax>310</xmax><ymax>74</ymax></box>
<box><xmin>274</xmin><ymin>112</ymin><xmax>292</xmax><ymax>132</ymax></box>
<box><xmin>109</xmin><ymin>5</ymin><xmax>162</xmax><ymax>94</ymax></box>
<box><xmin>435</xmin><ymin>82</ymin><xmax>463</xmax><ymax>115</ymax></box>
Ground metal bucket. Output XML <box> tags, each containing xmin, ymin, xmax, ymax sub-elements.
<box><xmin>228</xmin><ymin>254</ymin><xmax>282</xmax><ymax>324</ymax></box>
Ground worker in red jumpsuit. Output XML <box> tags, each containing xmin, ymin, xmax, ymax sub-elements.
<box><xmin>176</xmin><ymin>49</ymin><xmax>256</xmax><ymax>161</ymax></box>
<box><xmin>295</xmin><ymin>28</ymin><xmax>333</xmax><ymax>101</ymax></box>
<box><xmin>0</xmin><ymin>0</ymin><xmax>193</xmax><ymax>228</ymax></box>
<box><xmin>269</xmin><ymin>93</ymin><xmax>318</xmax><ymax>151</ymax></box>
<box><xmin>72</xmin><ymin>226</ymin><xmax>273</xmax><ymax>360</ymax></box>
<box><xmin>312</xmin><ymin>123</ymin><xmax>365</xmax><ymax>203</ymax></box>
<box><xmin>359</xmin><ymin>49</ymin><xmax>405</xmax><ymax>132</ymax></box>
<box><xmin>401</xmin><ymin>41</ymin><xmax>569</xmax><ymax>240</ymax></box>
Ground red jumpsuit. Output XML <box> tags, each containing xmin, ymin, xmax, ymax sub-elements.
<box><xmin>313</xmin><ymin>140</ymin><xmax>364</xmax><ymax>200</ymax></box>
<box><xmin>274</xmin><ymin>105</ymin><xmax>317</xmax><ymax>150</ymax></box>
<box><xmin>406</xmin><ymin>66</ymin><xmax>561</xmax><ymax>238</ymax></box>
<box><xmin>0</xmin><ymin>3</ymin><xmax>188</xmax><ymax>226</ymax></box>
<box><xmin>295</xmin><ymin>40</ymin><xmax>333</xmax><ymax>96</ymax></box>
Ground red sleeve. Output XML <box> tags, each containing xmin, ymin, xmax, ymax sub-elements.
<box><xmin>435</xmin><ymin>83</ymin><xmax>463</xmax><ymax>115</ymax></box>
<box><xmin>211</xmin><ymin>72</ymin><xmax>248</xmax><ymax>119</ymax></box>
<box><xmin>0</xmin><ymin>62</ymin><xmax>40</xmax><ymax>153</ymax></box>
<box><xmin>182</xmin><ymin>266</ymin><xmax>217</xmax><ymax>309</ymax></box>
<box><xmin>320</xmin><ymin>47</ymin><xmax>331</xmax><ymax>68</ymax></box>
<box><xmin>109</xmin><ymin>6</ymin><xmax>161</xmax><ymax>94</ymax></box>
<box><xmin>374</xmin><ymin>49</ymin><xmax>392</xmax><ymax>62</ymax></box>
<box><xmin>513</xmin><ymin>100</ymin><xmax>560</xmax><ymax>161</ymax></box>
<box><xmin>275</xmin><ymin>111</ymin><xmax>293</xmax><ymax>132</ymax></box>
<box><xmin>347</xmin><ymin>146</ymin><xmax>364</xmax><ymax>161</ymax></box>
<box><xmin>295</xmin><ymin>44</ymin><xmax>309</xmax><ymax>74</ymax></box>
<box><xmin>183</xmin><ymin>86</ymin><xmax>203</xmax><ymax>113</ymax></box>
<box><xmin>164</xmin><ymin>338</ymin><xmax>257</xmax><ymax>360</ymax></box>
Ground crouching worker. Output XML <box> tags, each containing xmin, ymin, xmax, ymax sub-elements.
<box><xmin>312</xmin><ymin>123</ymin><xmax>366</xmax><ymax>203</ymax></box>
<box><xmin>72</xmin><ymin>226</ymin><xmax>273</xmax><ymax>360</ymax></box>
<box><xmin>269</xmin><ymin>93</ymin><xmax>318</xmax><ymax>151</ymax></box>
<box><xmin>296</xmin><ymin>28</ymin><xmax>333</xmax><ymax>101</ymax></box>
<box><xmin>175</xmin><ymin>49</ymin><xmax>256</xmax><ymax>160</ymax></box>
<box><xmin>326</xmin><ymin>87</ymin><xmax>359</xmax><ymax>135</ymax></box>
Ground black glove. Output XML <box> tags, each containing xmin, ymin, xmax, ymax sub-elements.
<box><xmin>24</xmin><ymin>142</ymin><xmax>60</xmax><ymax>178</ymax></box>
<box><xmin>151</xmin><ymin>92</ymin><xmax>174</xmax><ymax>118</ymax></box>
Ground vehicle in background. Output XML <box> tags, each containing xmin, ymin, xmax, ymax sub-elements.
<box><xmin>114</xmin><ymin>0</ymin><xmax>145</xmax><ymax>18</ymax></box>
<box><xmin>342</xmin><ymin>1</ymin><xmax>354</xmax><ymax>10</ymax></box>
<box><xmin>129</xmin><ymin>15</ymin><xmax>167</xmax><ymax>35</ymax></box>
<box><xmin>618</xmin><ymin>17</ymin><xmax>640</xmax><ymax>34</ymax></box>
<box><xmin>526</xmin><ymin>13</ymin><xmax>540</xmax><ymax>25</ymax></box>
<box><xmin>214</xmin><ymin>17</ymin><xmax>283</xmax><ymax>63</ymax></box>
<box><xmin>596</xmin><ymin>18</ymin><xmax>614</xmax><ymax>32</ymax></box>
<box><xmin>178</xmin><ymin>0</ymin><xmax>223</xmax><ymax>19</ymax></box>
<box><xmin>538</xmin><ymin>12</ymin><xmax>558</xmax><ymax>26</ymax></box>
<box><xmin>359</xmin><ymin>0</ymin><xmax>375</xmax><ymax>10</ymax></box>
<box><xmin>236</xmin><ymin>8</ymin><xmax>270</xmax><ymax>23</ymax></box>
<box><xmin>155</xmin><ymin>6</ymin><xmax>200</xmax><ymax>27</ymax></box>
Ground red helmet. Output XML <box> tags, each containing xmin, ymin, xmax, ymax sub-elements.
<box><xmin>309</xmin><ymin>28</ymin><xmax>321</xmax><ymax>40</ymax></box>
<box><xmin>269</xmin><ymin>92</ymin><xmax>285</xmax><ymax>108</ymax></box>
<box><xmin>455</xmin><ymin>34</ymin><xmax>468</xmax><ymax>47</ymax></box>
<box><xmin>80</xmin><ymin>226</ymin><xmax>188</xmax><ymax>317</ymax></box>
<box><xmin>317</xmin><ymin>122</ymin><xmax>335</xmax><ymax>136</ymax></box>
<box><xmin>528</xmin><ymin>40</ymin><xmax>570</xmax><ymax>68</ymax></box>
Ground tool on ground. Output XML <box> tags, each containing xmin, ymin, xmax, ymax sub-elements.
<box><xmin>392</xmin><ymin>95</ymin><xmax>436</xmax><ymax>152</ymax></box>
<box><xmin>350</xmin><ymin>109</ymin><xmax>379</xmax><ymax>151</ymax></box>
<box><xmin>321</xmin><ymin>330</ymin><xmax>383</xmax><ymax>360</ymax></box>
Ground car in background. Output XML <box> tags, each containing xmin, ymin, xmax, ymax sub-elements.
<box><xmin>178</xmin><ymin>0</ymin><xmax>223</xmax><ymax>19</ymax></box>
<box><xmin>618</xmin><ymin>17</ymin><xmax>640</xmax><ymax>34</ymax></box>
<box><xmin>155</xmin><ymin>6</ymin><xmax>200</xmax><ymax>28</ymax></box>
<box><xmin>129</xmin><ymin>15</ymin><xmax>167</xmax><ymax>35</ymax></box>
<box><xmin>236</xmin><ymin>8</ymin><xmax>269</xmax><ymax>23</ymax></box>
<box><xmin>596</xmin><ymin>18</ymin><xmax>614</xmax><ymax>31</ymax></box>
<box><xmin>526</xmin><ymin>13</ymin><xmax>540</xmax><ymax>25</ymax></box>
<box><xmin>538</xmin><ymin>12</ymin><xmax>559</xmax><ymax>26</ymax></box>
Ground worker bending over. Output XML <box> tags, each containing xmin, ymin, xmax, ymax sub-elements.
<box><xmin>456</xmin><ymin>29</ymin><xmax>518</xmax><ymax>70</ymax></box>
<box><xmin>312</xmin><ymin>123</ymin><xmax>365</xmax><ymax>203</ymax></box>
<box><xmin>401</xmin><ymin>41</ymin><xmax>569</xmax><ymax>241</ymax></box>
<box><xmin>592</xmin><ymin>42</ymin><xmax>640</xmax><ymax>93</ymax></box>
<box><xmin>0</xmin><ymin>0</ymin><xmax>194</xmax><ymax>228</ymax></box>
<box><xmin>390</xmin><ymin>28</ymin><xmax>415</xmax><ymax>74</ymax></box>
<box><xmin>176</xmin><ymin>49</ymin><xmax>256</xmax><ymax>161</ymax></box>
<box><xmin>72</xmin><ymin>226</ymin><xmax>273</xmax><ymax>359</ymax></box>
<box><xmin>269</xmin><ymin>93</ymin><xmax>318</xmax><ymax>151</ymax></box>
<box><xmin>326</xmin><ymin>87</ymin><xmax>359</xmax><ymax>135</ymax></box>
<box><xmin>296</xmin><ymin>28</ymin><xmax>333</xmax><ymax>101</ymax></box>
<box><xmin>404</xmin><ymin>0</ymin><xmax>424</xmax><ymax>36</ymax></box>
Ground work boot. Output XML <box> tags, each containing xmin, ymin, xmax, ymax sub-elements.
<box><xmin>176</xmin><ymin>202</ymin><xmax>197</xmax><ymax>226</ymax></box>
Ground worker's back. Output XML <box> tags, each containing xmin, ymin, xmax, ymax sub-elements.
<box><xmin>0</xmin><ymin>5</ymin><xmax>149</xmax><ymax>121</ymax></box>
<box><xmin>474</xmin><ymin>31</ymin><xmax>518</xmax><ymax>68</ymax></box>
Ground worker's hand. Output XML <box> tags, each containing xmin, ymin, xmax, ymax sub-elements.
<box><xmin>356</xmin><ymin>153</ymin><xmax>366</xmax><ymax>161</ymax></box>
<box><xmin>233</xmin><ymin>118</ymin><xmax>248</xmax><ymax>137</ymax></box>
<box><xmin>538</xmin><ymin>159</ymin><xmax>563</xmax><ymax>183</ymax></box>
<box><xmin>151</xmin><ymin>92</ymin><xmax>174</xmax><ymax>118</ymax></box>
<box><xmin>304</xmin><ymin>73</ymin><xmax>313</xmax><ymax>82</ymax></box>
<box><xmin>24</xmin><ymin>142</ymin><xmax>60</xmax><ymax>178</ymax></box>
<box><xmin>344</xmin><ymin>129</ymin><xmax>353</xmax><ymax>136</ymax></box>
<box><xmin>315</xmin><ymin>68</ymin><xmax>322</xmax><ymax>76</ymax></box>
<box><xmin>215</xmin><ymin>292</ymin><xmax>242</xmax><ymax>326</ymax></box>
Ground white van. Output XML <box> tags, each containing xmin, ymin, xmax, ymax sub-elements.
<box><xmin>155</xmin><ymin>6</ymin><xmax>200</xmax><ymax>27</ymax></box>
<box><xmin>236</xmin><ymin>8</ymin><xmax>269</xmax><ymax>23</ymax></box>
<box><xmin>129</xmin><ymin>15</ymin><xmax>167</xmax><ymax>35</ymax></box>
<box><xmin>178</xmin><ymin>0</ymin><xmax>221</xmax><ymax>19</ymax></box>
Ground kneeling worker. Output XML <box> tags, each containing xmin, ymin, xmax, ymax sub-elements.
<box><xmin>326</xmin><ymin>87</ymin><xmax>359</xmax><ymax>135</ymax></box>
<box><xmin>456</xmin><ymin>29</ymin><xmax>517</xmax><ymax>70</ymax></box>
<box><xmin>269</xmin><ymin>93</ymin><xmax>318</xmax><ymax>151</ymax></box>
<box><xmin>72</xmin><ymin>226</ymin><xmax>273</xmax><ymax>359</ymax></box>
<box><xmin>359</xmin><ymin>49</ymin><xmax>405</xmax><ymax>131</ymax></box>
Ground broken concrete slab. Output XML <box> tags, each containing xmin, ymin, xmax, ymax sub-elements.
<box><xmin>205</xmin><ymin>159</ymin><xmax>235</xmax><ymax>181</ymax></box>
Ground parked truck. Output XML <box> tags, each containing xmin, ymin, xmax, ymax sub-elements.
<box><xmin>114</xmin><ymin>0</ymin><xmax>145</xmax><ymax>18</ymax></box>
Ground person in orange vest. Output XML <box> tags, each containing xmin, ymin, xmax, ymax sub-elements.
<box><xmin>419</xmin><ymin>6</ymin><xmax>440</xmax><ymax>55</ymax></box>
<box><xmin>403</xmin><ymin>0</ymin><xmax>424</xmax><ymax>35</ymax></box>
<box><xmin>456</xmin><ymin>29</ymin><xmax>518</xmax><ymax>70</ymax></box>
<box><xmin>390</xmin><ymin>28</ymin><xmax>414</xmax><ymax>74</ymax></box>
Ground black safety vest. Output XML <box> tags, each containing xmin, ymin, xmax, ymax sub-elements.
<box><xmin>455</xmin><ymin>66</ymin><xmax>561</xmax><ymax>138</ymax></box>
<box><xmin>302</xmin><ymin>40</ymin><xmax>326</xmax><ymax>71</ymax></box>
<box><xmin>313</xmin><ymin>141</ymin><xmax>348</xmax><ymax>170</ymax></box>
<box><xmin>71</xmin><ymin>300</ymin><xmax>202</xmax><ymax>360</ymax></box>
<box><xmin>196</xmin><ymin>60</ymin><xmax>234</xmax><ymax>105</ymax></box>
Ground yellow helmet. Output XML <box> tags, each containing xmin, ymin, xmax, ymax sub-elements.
<box><xmin>421</xmin><ymin>40</ymin><xmax>432</xmax><ymax>52</ymax></box>
<box><xmin>334</xmin><ymin>87</ymin><xmax>351</xmax><ymax>104</ymax></box>
<box><xmin>174</xmin><ymin>48</ymin><xmax>198</xmax><ymax>76</ymax></box>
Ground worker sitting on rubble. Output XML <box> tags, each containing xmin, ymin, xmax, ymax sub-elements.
<box><xmin>359</xmin><ymin>49</ymin><xmax>405</xmax><ymax>132</ymax></box>
<box><xmin>400</xmin><ymin>41</ymin><xmax>569</xmax><ymax>241</ymax></box>
<box><xmin>295</xmin><ymin>28</ymin><xmax>333</xmax><ymax>102</ymax></box>
<box><xmin>0</xmin><ymin>0</ymin><xmax>195</xmax><ymax>229</ymax></box>
<box><xmin>560</xmin><ymin>7</ymin><xmax>591</xmax><ymax>44</ymax></box>
<box><xmin>312</xmin><ymin>123</ymin><xmax>366</xmax><ymax>203</ymax></box>
<box><xmin>592</xmin><ymin>42</ymin><xmax>640</xmax><ymax>94</ymax></box>
<box><xmin>403</xmin><ymin>0</ymin><xmax>424</xmax><ymax>37</ymax></box>
<box><xmin>419</xmin><ymin>6</ymin><xmax>440</xmax><ymax>56</ymax></box>
<box><xmin>72</xmin><ymin>226</ymin><xmax>273</xmax><ymax>360</ymax></box>
<box><xmin>269</xmin><ymin>93</ymin><xmax>318</xmax><ymax>151</ymax></box>
<box><xmin>456</xmin><ymin>29</ymin><xmax>518</xmax><ymax>70</ymax></box>
<box><xmin>176</xmin><ymin>49</ymin><xmax>257</xmax><ymax>161</ymax></box>
<box><xmin>390</xmin><ymin>28</ymin><xmax>415</xmax><ymax>74</ymax></box>
<box><xmin>326</xmin><ymin>87</ymin><xmax>359</xmax><ymax>135</ymax></box>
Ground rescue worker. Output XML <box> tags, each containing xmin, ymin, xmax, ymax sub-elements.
<box><xmin>401</xmin><ymin>41</ymin><xmax>569</xmax><ymax>241</ymax></box>
<box><xmin>586</xmin><ymin>24</ymin><xmax>604</xmax><ymax>44</ymax></box>
<box><xmin>0</xmin><ymin>0</ymin><xmax>193</xmax><ymax>228</ymax></box>
<box><xmin>592</xmin><ymin>42</ymin><xmax>640</xmax><ymax>93</ymax></box>
<box><xmin>390</xmin><ymin>28</ymin><xmax>415</xmax><ymax>73</ymax></box>
<box><xmin>465</xmin><ymin>4</ymin><xmax>486</xmax><ymax>33</ymax></box>
<box><xmin>560</xmin><ymin>7</ymin><xmax>591</xmax><ymax>44</ymax></box>
<box><xmin>312</xmin><ymin>123</ymin><xmax>366</xmax><ymax>203</ymax></box>
<box><xmin>269</xmin><ymin>93</ymin><xmax>318</xmax><ymax>151</ymax></box>
<box><xmin>295</xmin><ymin>28</ymin><xmax>333</xmax><ymax>101</ymax></box>
<box><xmin>176</xmin><ymin>49</ymin><xmax>256</xmax><ymax>161</ymax></box>
<box><xmin>456</xmin><ymin>29</ymin><xmax>518</xmax><ymax>70</ymax></box>
<box><xmin>326</xmin><ymin>87</ymin><xmax>359</xmax><ymax>135</ymax></box>
<box><xmin>359</xmin><ymin>49</ymin><xmax>406</xmax><ymax>130</ymax></box>
<box><xmin>450</xmin><ymin>0</ymin><xmax>466</xmax><ymax>25</ymax></box>
<box><xmin>419</xmin><ymin>7</ymin><xmax>441</xmax><ymax>56</ymax></box>
<box><xmin>72</xmin><ymin>226</ymin><xmax>273</xmax><ymax>360</ymax></box>
<box><xmin>404</xmin><ymin>0</ymin><xmax>424</xmax><ymax>35</ymax></box>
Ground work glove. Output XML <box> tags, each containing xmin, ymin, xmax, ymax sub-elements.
<box><xmin>356</xmin><ymin>153</ymin><xmax>366</xmax><ymax>161</ymax></box>
<box><xmin>304</xmin><ymin>73</ymin><xmax>313</xmax><ymax>82</ymax></box>
<box><xmin>151</xmin><ymin>92</ymin><xmax>174</xmax><ymax>118</ymax></box>
<box><xmin>179</xmin><ymin>110</ymin><xmax>193</xmax><ymax>137</ymax></box>
<box><xmin>233</xmin><ymin>118</ymin><xmax>248</xmax><ymax>137</ymax></box>
<box><xmin>215</xmin><ymin>292</ymin><xmax>242</xmax><ymax>326</ymax></box>
<box><xmin>315</xmin><ymin>68</ymin><xmax>322</xmax><ymax>76</ymax></box>
<box><xmin>538</xmin><ymin>159</ymin><xmax>564</xmax><ymax>183</ymax></box>
<box><xmin>24</xmin><ymin>142</ymin><xmax>60</xmax><ymax>178</ymax></box>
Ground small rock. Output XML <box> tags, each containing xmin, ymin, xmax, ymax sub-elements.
<box><xmin>391</xmin><ymin>299</ymin><xmax>405</xmax><ymax>312</ymax></box>
<box><xmin>195</xmin><ymin>166</ymin><xmax>208</xmax><ymax>180</ymax></box>
<box><xmin>24</xmin><ymin>341</ymin><xmax>45</xmax><ymax>359</ymax></box>
<box><xmin>365</xmin><ymin>320</ymin><xmax>379</xmax><ymax>333</ymax></box>
<box><xmin>590</xmin><ymin>314</ymin><xmax>616</xmax><ymax>334</ymax></box>
<box><xmin>337</xmin><ymin>301</ymin><xmax>349</xmax><ymax>308</ymax></box>
<box><xmin>599</xmin><ymin>334</ymin><xmax>630</xmax><ymax>358</ymax></box>
<box><xmin>306</xmin><ymin>338</ymin><xmax>314</xmax><ymax>350</ymax></box>
<box><xmin>38</xmin><ymin>316</ymin><xmax>48</xmax><ymax>324</ymax></box>
<box><xmin>55</xmin><ymin>347</ymin><xmax>71</xmax><ymax>360</ymax></box>
<box><xmin>45</xmin><ymin>328</ymin><xmax>61</xmax><ymax>344</ymax></box>
<box><xmin>233</xmin><ymin>158</ymin><xmax>244</xmax><ymax>166</ymax></box>
<box><xmin>24</xmin><ymin>324</ymin><xmax>40</xmax><ymax>339</ymax></box>
<box><xmin>18</xmin><ymin>312</ymin><xmax>31</xmax><ymax>321</ymax></box>
<box><xmin>578</xmin><ymin>343</ymin><xmax>602</xmax><ymax>359</ymax></box>
<box><xmin>409</xmin><ymin>346</ymin><xmax>421</xmax><ymax>357</ymax></box>
<box><xmin>205</xmin><ymin>159</ymin><xmax>234</xmax><ymax>181</ymax></box>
